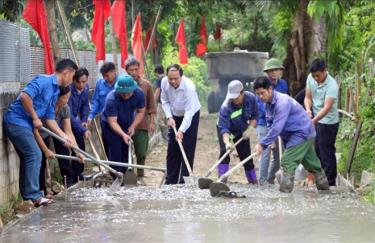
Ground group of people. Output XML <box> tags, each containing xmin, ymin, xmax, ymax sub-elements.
<box><xmin>216</xmin><ymin>57</ymin><xmax>339</xmax><ymax>193</ymax></box>
<box><xmin>3</xmin><ymin>54</ymin><xmax>339</xmax><ymax>206</ymax></box>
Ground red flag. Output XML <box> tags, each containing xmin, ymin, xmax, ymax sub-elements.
<box><xmin>214</xmin><ymin>23</ymin><xmax>222</xmax><ymax>41</ymax></box>
<box><xmin>144</xmin><ymin>29</ymin><xmax>157</xmax><ymax>51</ymax></box>
<box><xmin>175</xmin><ymin>18</ymin><xmax>188</xmax><ymax>64</ymax></box>
<box><xmin>91</xmin><ymin>0</ymin><xmax>111</xmax><ymax>62</ymax></box>
<box><xmin>131</xmin><ymin>13</ymin><xmax>144</xmax><ymax>76</ymax></box>
<box><xmin>111</xmin><ymin>0</ymin><xmax>128</xmax><ymax>68</ymax></box>
<box><xmin>23</xmin><ymin>0</ymin><xmax>54</xmax><ymax>74</ymax></box>
<box><xmin>196</xmin><ymin>16</ymin><xmax>207</xmax><ymax>57</ymax></box>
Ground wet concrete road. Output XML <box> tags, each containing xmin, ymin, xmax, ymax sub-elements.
<box><xmin>1</xmin><ymin>184</ymin><xmax>375</xmax><ymax>243</ymax></box>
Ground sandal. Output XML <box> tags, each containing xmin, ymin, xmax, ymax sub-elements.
<box><xmin>34</xmin><ymin>197</ymin><xmax>54</xmax><ymax>207</ymax></box>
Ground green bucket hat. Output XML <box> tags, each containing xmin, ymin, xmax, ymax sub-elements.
<box><xmin>263</xmin><ymin>58</ymin><xmax>284</xmax><ymax>72</ymax></box>
<box><xmin>115</xmin><ymin>74</ymin><xmax>137</xmax><ymax>93</ymax></box>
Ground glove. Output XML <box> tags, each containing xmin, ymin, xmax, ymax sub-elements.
<box><xmin>242</xmin><ymin>126</ymin><xmax>253</xmax><ymax>139</ymax></box>
<box><xmin>225</xmin><ymin>141</ymin><xmax>233</xmax><ymax>151</ymax></box>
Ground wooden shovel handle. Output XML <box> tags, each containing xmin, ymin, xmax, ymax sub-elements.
<box><xmin>172</xmin><ymin>126</ymin><xmax>193</xmax><ymax>175</ymax></box>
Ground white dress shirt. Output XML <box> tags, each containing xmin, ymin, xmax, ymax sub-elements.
<box><xmin>161</xmin><ymin>75</ymin><xmax>201</xmax><ymax>133</ymax></box>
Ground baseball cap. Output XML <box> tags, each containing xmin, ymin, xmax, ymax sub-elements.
<box><xmin>115</xmin><ymin>74</ymin><xmax>137</xmax><ymax>93</ymax></box>
<box><xmin>226</xmin><ymin>80</ymin><xmax>243</xmax><ymax>100</ymax></box>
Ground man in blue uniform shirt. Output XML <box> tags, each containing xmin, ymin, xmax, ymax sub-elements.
<box><xmin>217</xmin><ymin>80</ymin><xmax>258</xmax><ymax>184</ymax></box>
<box><xmin>68</xmin><ymin>67</ymin><xmax>91</xmax><ymax>180</ymax></box>
<box><xmin>87</xmin><ymin>62</ymin><xmax>117</xmax><ymax>156</ymax></box>
<box><xmin>3</xmin><ymin>59</ymin><xmax>78</xmax><ymax>206</ymax></box>
<box><xmin>101</xmin><ymin>74</ymin><xmax>145</xmax><ymax>173</ymax></box>
<box><xmin>253</xmin><ymin>76</ymin><xmax>329</xmax><ymax>193</ymax></box>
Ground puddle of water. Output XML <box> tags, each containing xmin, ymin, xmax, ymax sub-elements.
<box><xmin>1</xmin><ymin>184</ymin><xmax>375</xmax><ymax>243</ymax></box>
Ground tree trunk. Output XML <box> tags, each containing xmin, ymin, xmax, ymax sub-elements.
<box><xmin>283</xmin><ymin>0</ymin><xmax>325</xmax><ymax>96</ymax></box>
<box><xmin>45</xmin><ymin>0</ymin><xmax>61</xmax><ymax>62</ymax></box>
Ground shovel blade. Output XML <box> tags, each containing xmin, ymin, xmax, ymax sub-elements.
<box><xmin>198</xmin><ymin>177</ymin><xmax>214</xmax><ymax>189</ymax></box>
<box><xmin>183</xmin><ymin>176</ymin><xmax>198</xmax><ymax>185</ymax></box>
<box><xmin>123</xmin><ymin>169</ymin><xmax>137</xmax><ymax>185</ymax></box>
<box><xmin>110</xmin><ymin>172</ymin><xmax>123</xmax><ymax>190</ymax></box>
<box><xmin>209</xmin><ymin>182</ymin><xmax>230</xmax><ymax>197</ymax></box>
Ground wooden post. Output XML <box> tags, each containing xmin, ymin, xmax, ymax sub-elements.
<box><xmin>131</xmin><ymin>0</ymin><xmax>135</xmax><ymax>27</ymax></box>
<box><xmin>45</xmin><ymin>0</ymin><xmax>61</xmax><ymax>62</ymax></box>
<box><xmin>56</xmin><ymin>0</ymin><xmax>79</xmax><ymax>65</ymax></box>
<box><xmin>345</xmin><ymin>87</ymin><xmax>350</xmax><ymax>112</ymax></box>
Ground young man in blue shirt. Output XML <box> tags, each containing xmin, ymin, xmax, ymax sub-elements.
<box><xmin>3</xmin><ymin>59</ymin><xmax>78</xmax><ymax>206</ymax></box>
<box><xmin>87</xmin><ymin>62</ymin><xmax>117</xmax><ymax>156</ymax></box>
<box><xmin>253</xmin><ymin>76</ymin><xmax>329</xmax><ymax>193</ymax></box>
<box><xmin>257</xmin><ymin>58</ymin><xmax>288</xmax><ymax>185</ymax></box>
<box><xmin>217</xmin><ymin>80</ymin><xmax>258</xmax><ymax>184</ymax></box>
<box><xmin>68</xmin><ymin>68</ymin><xmax>91</xmax><ymax>181</ymax></box>
<box><xmin>101</xmin><ymin>75</ymin><xmax>145</xmax><ymax>174</ymax></box>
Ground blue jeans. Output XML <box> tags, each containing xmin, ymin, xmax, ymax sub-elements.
<box><xmin>256</xmin><ymin>125</ymin><xmax>281</xmax><ymax>184</ymax></box>
<box><xmin>3</xmin><ymin>121</ymin><xmax>43</xmax><ymax>202</ymax></box>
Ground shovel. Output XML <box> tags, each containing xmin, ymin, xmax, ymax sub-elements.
<box><xmin>172</xmin><ymin>126</ymin><xmax>197</xmax><ymax>185</ymax></box>
<box><xmin>41</xmin><ymin>127</ymin><xmax>123</xmax><ymax>189</ymax></box>
<box><xmin>209</xmin><ymin>153</ymin><xmax>257</xmax><ymax>197</ymax></box>
<box><xmin>198</xmin><ymin>137</ymin><xmax>246</xmax><ymax>189</ymax></box>
<box><xmin>54</xmin><ymin>154</ymin><xmax>167</xmax><ymax>187</ymax></box>
<box><xmin>123</xmin><ymin>141</ymin><xmax>138</xmax><ymax>185</ymax></box>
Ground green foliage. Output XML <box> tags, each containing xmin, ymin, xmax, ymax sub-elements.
<box><xmin>0</xmin><ymin>193</ymin><xmax>22</xmax><ymax>224</ymax></box>
<box><xmin>160</xmin><ymin>43</ymin><xmax>209</xmax><ymax>108</ymax></box>
<box><xmin>0</xmin><ymin>0</ymin><xmax>21</xmax><ymax>22</ymax></box>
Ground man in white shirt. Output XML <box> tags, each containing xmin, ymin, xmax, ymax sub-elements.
<box><xmin>161</xmin><ymin>64</ymin><xmax>201</xmax><ymax>184</ymax></box>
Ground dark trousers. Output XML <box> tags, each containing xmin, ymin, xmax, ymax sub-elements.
<box><xmin>53</xmin><ymin>130</ymin><xmax>85</xmax><ymax>187</ymax></box>
<box><xmin>315</xmin><ymin>122</ymin><xmax>339</xmax><ymax>186</ymax></box>
<box><xmin>165</xmin><ymin>111</ymin><xmax>200</xmax><ymax>184</ymax></box>
<box><xmin>101</xmin><ymin>121</ymin><xmax>129</xmax><ymax>174</ymax></box>
<box><xmin>217</xmin><ymin>126</ymin><xmax>254</xmax><ymax>171</ymax></box>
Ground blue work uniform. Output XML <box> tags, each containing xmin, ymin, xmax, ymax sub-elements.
<box><xmin>260</xmin><ymin>91</ymin><xmax>315</xmax><ymax>149</ymax></box>
<box><xmin>101</xmin><ymin>88</ymin><xmax>145</xmax><ymax>173</ymax></box>
<box><xmin>67</xmin><ymin>84</ymin><xmax>90</xmax><ymax>180</ymax></box>
<box><xmin>88</xmin><ymin>77</ymin><xmax>117</xmax><ymax>120</ymax></box>
<box><xmin>3</xmin><ymin>74</ymin><xmax>59</xmax><ymax>202</ymax></box>
<box><xmin>216</xmin><ymin>91</ymin><xmax>259</xmax><ymax>177</ymax></box>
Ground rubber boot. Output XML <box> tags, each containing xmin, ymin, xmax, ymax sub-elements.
<box><xmin>279</xmin><ymin>171</ymin><xmax>294</xmax><ymax>193</ymax></box>
<box><xmin>245</xmin><ymin>169</ymin><xmax>257</xmax><ymax>184</ymax></box>
<box><xmin>217</xmin><ymin>164</ymin><xmax>229</xmax><ymax>183</ymax></box>
<box><xmin>314</xmin><ymin>170</ymin><xmax>330</xmax><ymax>191</ymax></box>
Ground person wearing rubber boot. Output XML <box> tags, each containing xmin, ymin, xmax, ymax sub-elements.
<box><xmin>161</xmin><ymin>64</ymin><xmax>201</xmax><ymax>184</ymax></box>
<box><xmin>3</xmin><ymin>59</ymin><xmax>77</xmax><ymax>206</ymax></box>
<box><xmin>217</xmin><ymin>80</ymin><xmax>258</xmax><ymax>184</ymax></box>
<box><xmin>101</xmin><ymin>75</ymin><xmax>145</xmax><ymax>176</ymax></box>
<box><xmin>253</xmin><ymin>76</ymin><xmax>329</xmax><ymax>193</ymax></box>
<box><xmin>125</xmin><ymin>57</ymin><xmax>156</xmax><ymax>179</ymax></box>
<box><xmin>304</xmin><ymin>59</ymin><xmax>339</xmax><ymax>189</ymax></box>
<box><xmin>87</xmin><ymin>62</ymin><xmax>117</xmax><ymax>157</ymax></box>
<box><xmin>257</xmin><ymin>58</ymin><xmax>288</xmax><ymax>185</ymax></box>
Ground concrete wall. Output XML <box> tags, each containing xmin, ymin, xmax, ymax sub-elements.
<box><xmin>0</xmin><ymin>84</ymin><xmax>21</xmax><ymax>206</ymax></box>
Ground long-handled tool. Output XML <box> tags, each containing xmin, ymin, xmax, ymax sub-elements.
<box><xmin>172</xmin><ymin>126</ymin><xmax>196</xmax><ymax>185</ymax></box>
<box><xmin>123</xmin><ymin>141</ymin><xmax>137</xmax><ymax>185</ymax></box>
<box><xmin>198</xmin><ymin>137</ymin><xmax>246</xmax><ymax>189</ymax></box>
<box><xmin>41</xmin><ymin>127</ymin><xmax>123</xmax><ymax>189</ymax></box>
<box><xmin>208</xmin><ymin>153</ymin><xmax>257</xmax><ymax>197</ymax></box>
<box><xmin>54</xmin><ymin>154</ymin><xmax>167</xmax><ymax>187</ymax></box>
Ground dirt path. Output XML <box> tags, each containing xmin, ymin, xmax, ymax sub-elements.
<box><xmin>143</xmin><ymin>112</ymin><xmax>259</xmax><ymax>186</ymax></box>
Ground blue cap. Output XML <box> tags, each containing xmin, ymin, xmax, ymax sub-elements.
<box><xmin>115</xmin><ymin>74</ymin><xmax>137</xmax><ymax>93</ymax></box>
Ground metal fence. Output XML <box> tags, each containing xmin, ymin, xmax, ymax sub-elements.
<box><xmin>0</xmin><ymin>20</ymin><xmax>99</xmax><ymax>89</ymax></box>
<box><xmin>0</xmin><ymin>20</ymin><xmax>31</xmax><ymax>84</ymax></box>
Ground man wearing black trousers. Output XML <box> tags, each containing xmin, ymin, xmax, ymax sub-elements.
<box><xmin>161</xmin><ymin>64</ymin><xmax>201</xmax><ymax>184</ymax></box>
<box><xmin>304</xmin><ymin>59</ymin><xmax>340</xmax><ymax>188</ymax></box>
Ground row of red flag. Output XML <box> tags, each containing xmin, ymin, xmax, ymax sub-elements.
<box><xmin>22</xmin><ymin>0</ymin><xmax>222</xmax><ymax>74</ymax></box>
